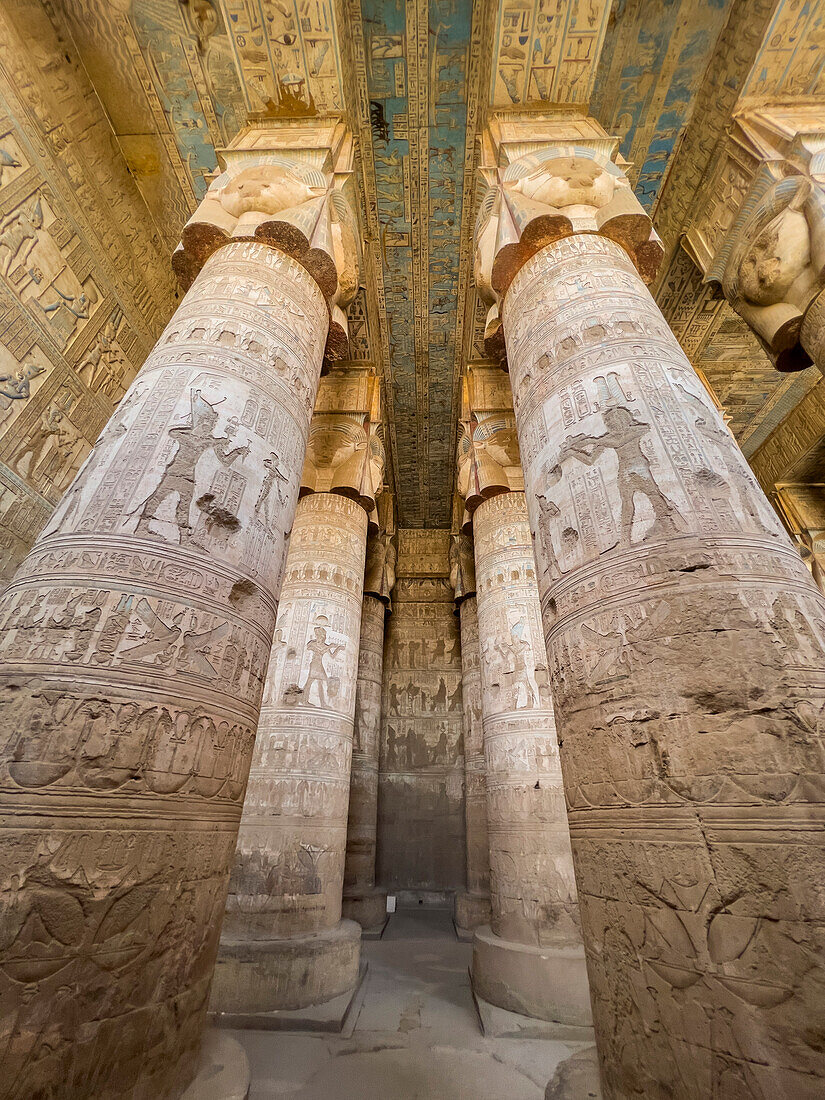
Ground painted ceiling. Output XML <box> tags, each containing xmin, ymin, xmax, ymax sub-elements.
<box><xmin>57</xmin><ymin>0</ymin><xmax>820</xmax><ymax>525</ymax></box>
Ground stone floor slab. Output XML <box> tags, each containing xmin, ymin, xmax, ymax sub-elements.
<box><xmin>227</xmin><ymin>908</ymin><xmax>597</xmax><ymax>1098</ymax></box>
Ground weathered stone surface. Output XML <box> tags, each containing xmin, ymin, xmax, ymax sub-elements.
<box><xmin>0</xmin><ymin>239</ymin><xmax>328</xmax><ymax>1098</ymax></box>
<box><xmin>453</xmin><ymin>595</ymin><xmax>491</xmax><ymax>934</ymax></box>
<box><xmin>211</xmin><ymin>920</ymin><xmax>361</xmax><ymax>1015</ymax></box>
<box><xmin>343</xmin><ymin>592</ymin><xmax>388</xmax><ymax>928</ymax></box>
<box><xmin>544</xmin><ymin>1046</ymin><xmax>602</xmax><ymax>1100</ymax></box>
<box><xmin>473</xmin><ymin>492</ymin><xmax>580</xmax><ymax>949</ymax></box>
<box><xmin>223</xmin><ymin>491</ymin><xmax>368</xmax><ymax>1007</ymax></box>
<box><xmin>378</xmin><ymin>531</ymin><xmax>466</xmax><ymax>892</ymax></box>
<box><xmin>471</xmin><ymin>490</ymin><xmax>588</xmax><ymax>1022</ymax></box>
<box><xmin>472</xmin><ymin>924</ymin><xmax>592</xmax><ymax>1026</ymax></box>
<box><xmin>503</xmin><ymin>229</ymin><xmax>825</xmax><ymax>1096</ymax></box>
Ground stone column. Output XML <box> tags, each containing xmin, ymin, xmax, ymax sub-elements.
<box><xmin>214</xmin><ymin>369</ymin><xmax>384</xmax><ymax>1013</ymax></box>
<box><xmin>450</xmin><ymin>529</ymin><xmax>492</xmax><ymax>937</ymax></box>
<box><xmin>343</xmin><ymin>516</ymin><xmax>396</xmax><ymax>933</ymax></box>
<box><xmin>478</xmin><ymin>118</ymin><xmax>825</xmax><ymax>1096</ymax></box>
<box><xmin>0</xmin><ymin>127</ymin><xmax>359</xmax><ymax>1100</ymax></box>
<box><xmin>471</xmin><ymin>492</ymin><xmax>590</xmax><ymax>1025</ymax></box>
<box><xmin>215</xmin><ymin>493</ymin><xmax>368</xmax><ymax>1011</ymax></box>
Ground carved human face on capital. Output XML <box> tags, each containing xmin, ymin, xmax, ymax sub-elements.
<box><xmin>219</xmin><ymin>166</ymin><xmax>314</xmax><ymax>217</ymax></box>
<box><xmin>739</xmin><ymin>207</ymin><xmax>811</xmax><ymax>306</ymax></box>
<box><xmin>519</xmin><ymin>157</ymin><xmax>615</xmax><ymax>211</ymax></box>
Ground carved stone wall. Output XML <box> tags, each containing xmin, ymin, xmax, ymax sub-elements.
<box><xmin>0</xmin><ymin>0</ymin><xmax>177</xmax><ymax>582</ymax></box>
<box><xmin>504</xmin><ymin>231</ymin><xmax>825</xmax><ymax>1097</ymax></box>
<box><xmin>0</xmin><ymin>239</ymin><xmax>328</xmax><ymax>1099</ymax></box>
<box><xmin>345</xmin><ymin>593</ymin><xmax>385</xmax><ymax>891</ymax></box>
<box><xmin>377</xmin><ymin>531</ymin><xmax>465</xmax><ymax>892</ymax></box>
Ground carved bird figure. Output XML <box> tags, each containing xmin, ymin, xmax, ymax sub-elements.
<box><xmin>0</xmin><ymin>147</ymin><xmax>21</xmax><ymax>184</ymax></box>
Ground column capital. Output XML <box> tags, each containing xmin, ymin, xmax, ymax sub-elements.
<box><xmin>364</xmin><ymin>493</ymin><xmax>397</xmax><ymax>604</ymax></box>
<box><xmin>684</xmin><ymin>106</ymin><xmax>825</xmax><ymax>373</ymax></box>
<box><xmin>301</xmin><ymin>367</ymin><xmax>385</xmax><ymax>519</ymax></box>
<box><xmin>456</xmin><ymin>362</ymin><xmax>523</xmax><ymax>518</ymax></box>
<box><xmin>449</xmin><ymin>529</ymin><xmax>476</xmax><ymax>605</ymax></box>
<box><xmin>474</xmin><ymin>112</ymin><xmax>662</xmax><ymax>359</ymax></box>
<box><xmin>172</xmin><ymin>120</ymin><xmax>360</xmax><ymax>361</ymax></box>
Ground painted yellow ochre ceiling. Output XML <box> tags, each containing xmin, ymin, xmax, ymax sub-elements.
<box><xmin>52</xmin><ymin>0</ymin><xmax>825</xmax><ymax>525</ymax></box>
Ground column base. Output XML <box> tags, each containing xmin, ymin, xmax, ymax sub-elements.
<box><xmin>180</xmin><ymin>1030</ymin><xmax>250</xmax><ymax>1100</ymax></box>
<box><xmin>342</xmin><ymin>887</ymin><xmax>388</xmax><ymax>936</ymax></box>
<box><xmin>210</xmin><ymin>919</ymin><xmax>361</xmax><ymax>1014</ymax></box>
<box><xmin>471</xmin><ymin>924</ymin><xmax>592</xmax><ymax>1026</ymax></box>
<box><xmin>545</xmin><ymin>1046</ymin><xmax>602</xmax><ymax>1099</ymax></box>
<box><xmin>454</xmin><ymin>891</ymin><xmax>492</xmax><ymax>940</ymax></box>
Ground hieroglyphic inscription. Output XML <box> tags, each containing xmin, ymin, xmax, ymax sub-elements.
<box><xmin>0</xmin><ymin>240</ymin><xmax>328</xmax><ymax>1100</ymax></box>
<box><xmin>503</xmin><ymin>230</ymin><xmax>825</xmax><ymax>1098</ymax></box>
<box><xmin>227</xmin><ymin>493</ymin><xmax>368</xmax><ymax>938</ymax></box>
<box><xmin>0</xmin><ymin>1</ymin><xmax>177</xmax><ymax>579</ymax></box>
<box><xmin>473</xmin><ymin>492</ymin><xmax>580</xmax><ymax>948</ymax></box>
<box><xmin>378</xmin><ymin>537</ymin><xmax>465</xmax><ymax>891</ymax></box>
<box><xmin>344</xmin><ymin>593</ymin><xmax>386</xmax><ymax>893</ymax></box>
<box><xmin>457</xmin><ymin>595</ymin><xmax>490</xmax><ymax>901</ymax></box>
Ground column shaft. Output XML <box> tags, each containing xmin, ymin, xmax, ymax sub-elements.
<box><xmin>454</xmin><ymin>595</ymin><xmax>492</xmax><ymax>933</ymax></box>
<box><xmin>217</xmin><ymin>492</ymin><xmax>368</xmax><ymax>1010</ymax></box>
<box><xmin>504</xmin><ymin>233</ymin><xmax>825</xmax><ymax>1097</ymax></box>
<box><xmin>342</xmin><ymin>593</ymin><xmax>388</xmax><ymax>930</ymax></box>
<box><xmin>471</xmin><ymin>491</ymin><xmax>590</xmax><ymax>1024</ymax></box>
<box><xmin>0</xmin><ymin>241</ymin><xmax>327</xmax><ymax>1099</ymax></box>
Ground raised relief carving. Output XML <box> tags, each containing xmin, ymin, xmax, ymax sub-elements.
<box><xmin>378</xmin><ymin>530</ymin><xmax>465</xmax><ymax>892</ymax></box>
<box><xmin>472</xmin><ymin>491</ymin><xmax>580</xmax><ymax>953</ymax></box>
<box><xmin>301</xmin><ymin>369</ymin><xmax>384</xmax><ymax>515</ymax></box>
<box><xmin>227</xmin><ymin>492</ymin><xmax>368</xmax><ymax>952</ymax></box>
<box><xmin>474</xmin><ymin>116</ymin><xmax>663</xmax><ymax>359</ymax></box>
<box><xmin>0</xmin><ymin>208</ymin><xmax>330</xmax><ymax>1096</ymax></box>
<box><xmin>173</xmin><ymin>124</ymin><xmax>360</xmax><ymax>362</ymax></box>
<box><xmin>493</xmin><ymin>137</ymin><xmax>825</xmax><ymax>1092</ymax></box>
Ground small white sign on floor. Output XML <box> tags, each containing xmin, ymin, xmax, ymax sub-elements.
<box><xmin>386</xmin><ymin>895</ymin><xmax>397</xmax><ymax>913</ymax></box>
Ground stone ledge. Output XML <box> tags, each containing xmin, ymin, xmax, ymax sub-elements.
<box><xmin>211</xmin><ymin>961</ymin><xmax>367</xmax><ymax>1034</ymax></box>
<box><xmin>471</xmin><ymin>924</ymin><xmax>593</xmax><ymax>1026</ymax></box>
<box><xmin>211</xmin><ymin>919</ymin><xmax>362</xmax><ymax>1014</ymax></box>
